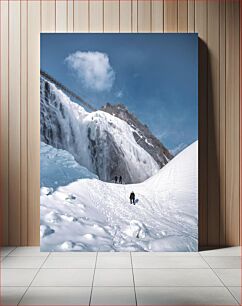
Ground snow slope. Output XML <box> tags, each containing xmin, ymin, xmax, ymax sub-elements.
<box><xmin>101</xmin><ymin>103</ymin><xmax>173</xmax><ymax>167</ymax></box>
<box><xmin>41</xmin><ymin>77</ymin><xmax>159</xmax><ymax>183</ymax></box>
<box><xmin>40</xmin><ymin>142</ymin><xmax>97</xmax><ymax>190</ymax></box>
<box><xmin>40</xmin><ymin>141</ymin><xmax>198</xmax><ymax>252</ymax></box>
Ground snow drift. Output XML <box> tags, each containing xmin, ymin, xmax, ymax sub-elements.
<box><xmin>40</xmin><ymin>141</ymin><xmax>198</xmax><ymax>252</ymax></box>
<box><xmin>40</xmin><ymin>142</ymin><xmax>97</xmax><ymax>190</ymax></box>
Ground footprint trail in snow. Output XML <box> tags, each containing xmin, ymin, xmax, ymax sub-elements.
<box><xmin>40</xmin><ymin>141</ymin><xmax>198</xmax><ymax>252</ymax></box>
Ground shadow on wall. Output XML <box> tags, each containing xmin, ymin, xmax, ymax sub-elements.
<box><xmin>198</xmin><ymin>38</ymin><xmax>221</xmax><ymax>250</ymax></box>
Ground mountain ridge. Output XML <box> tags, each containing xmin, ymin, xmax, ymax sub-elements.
<box><xmin>101</xmin><ymin>103</ymin><xmax>173</xmax><ymax>168</ymax></box>
<box><xmin>40</xmin><ymin>77</ymin><xmax>160</xmax><ymax>183</ymax></box>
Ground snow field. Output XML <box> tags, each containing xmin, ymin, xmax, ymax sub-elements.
<box><xmin>40</xmin><ymin>141</ymin><xmax>198</xmax><ymax>252</ymax></box>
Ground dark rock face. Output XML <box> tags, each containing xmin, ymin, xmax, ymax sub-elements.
<box><xmin>87</xmin><ymin>128</ymin><xmax>133</xmax><ymax>183</ymax></box>
<box><xmin>101</xmin><ymin>103</ymin><xmax>173</xmax><ymax>168</ymax></box>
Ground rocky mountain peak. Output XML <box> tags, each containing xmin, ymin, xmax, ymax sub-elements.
<box><xmin>101</xmin><ymin>103</ymin><xmax>173</xmax><ymax>168</ymax></box>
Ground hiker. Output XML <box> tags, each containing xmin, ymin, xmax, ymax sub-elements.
<box><xmin>114</xmin><ymin>175</ymin><xmax>118</xmax><ymax>183</ymax></box>
<box><xmin>119</xmin><ymin>175</ymin><xmax>122</xmax><ymax>184</ymax></box>
<box><xmin>130</xmin><ymin>191</ymin><xmax>135</xmax><ymax>205</ymax></box>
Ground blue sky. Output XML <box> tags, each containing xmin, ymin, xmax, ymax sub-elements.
<box><xmin>41</xmin><ymin>33</ymin><xmax>198</xmax><ymax>153</ymax></box>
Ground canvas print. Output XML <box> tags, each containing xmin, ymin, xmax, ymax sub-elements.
<box><xmin>40</xmin><ymin>34</ymin><xmax>198</xmax><ymax>252</ymax></box>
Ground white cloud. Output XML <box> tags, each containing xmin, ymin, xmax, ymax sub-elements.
<box><xmin>65</xmin><ymin>51</ymin><xmax>115</xmax><ymax>91</ymax></box>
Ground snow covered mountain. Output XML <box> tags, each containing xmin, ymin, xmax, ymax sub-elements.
<box><xmin>40</xmin><ymin>141</ymin><xmax>198</xmax><ymax>252</ymax></box>
<box><xmin>41</xmin><ymin>77</ymin><xmax>160</xmax><ymax>183</ymax></box>
<box><xmin>101</xmin><ymin>103</ymin><xmax>173</xmax><ymax>167</ymax></box>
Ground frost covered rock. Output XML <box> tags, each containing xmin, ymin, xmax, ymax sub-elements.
<box><xmin>59</xmin><ymin>241</ymin><xmax>75</xmax><ymax>251</ymax></box>
<box><xmin>40</xmin><ymin>187</ymin><xmax>53</xmax><ymax>196</ymax></box>
<box><xmin>40</xmin><ymin>77</ymin><xmax>160</xmax><ymax>183</ymax></box>
<box><xmin>40</xmin><ymin>225</ymin><xmax>55</xmax><ymax>238</ymax></box>
<box><xmin>101</xmin><ymin>103</ymin><xmax>173</xmax><ymax>167</ymax></box>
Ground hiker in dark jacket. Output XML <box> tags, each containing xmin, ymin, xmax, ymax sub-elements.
<box><xmin>119</xmin><ymin>175</ymin><xmax>122</xmax><ymax>184</ymax></box>
<box><xmin>130</xmin><ymin>191</ymin><xmax>135</xmax><ymax>205</ymax></box>
<box><xmin>114</xmin><ymin>176</ymin><xmax>118</xmax><ymax>183</ymax></box>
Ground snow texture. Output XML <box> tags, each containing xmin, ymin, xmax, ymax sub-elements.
<box><xmin>40</xmin><ymin>142</ymin><xmax>98</xmax><ymax>190</ymax></box>
<box><xmin>40</xmin><ymin>141</ymin><xmax>198</xmax><ymax>252</ymax></box>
